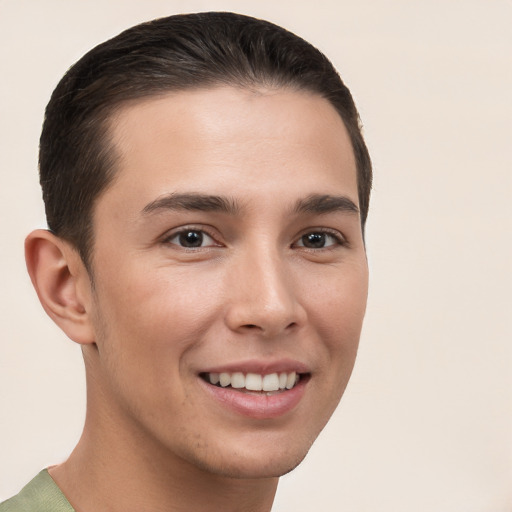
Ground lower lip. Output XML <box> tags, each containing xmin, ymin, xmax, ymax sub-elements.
<box><xmin>200</xmin><ymin>377</ymin><xmax>308</xmax><ymax>419</ymax></box>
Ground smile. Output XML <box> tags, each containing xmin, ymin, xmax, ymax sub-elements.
<box><xmin>202</xmin><ymin>371</ymin><xmax>301</xmax><ymax>392</ymax></box>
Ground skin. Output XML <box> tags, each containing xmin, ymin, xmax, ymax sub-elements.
<box><xmin>26</xmin><ymin>86</ymin><xmax>369</xmax><ymax>512</ymax></box>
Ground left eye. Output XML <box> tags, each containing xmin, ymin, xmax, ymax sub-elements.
<box><xmin>166</xmin><ymin>229</ymin><xmax>216</xmax><ymax>248</ymax></box>
<box><xmin>296</xmin><ymin>232</ymin><xmax>341</xmax><ymax>249</ymax></box>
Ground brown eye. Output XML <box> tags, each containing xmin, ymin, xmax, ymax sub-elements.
<box><xmin>302</xmin><ymin>233</ymin><xmax>327</xmax><ymax>248</ymax></box>
<box><xmin>166</xmin><ymin>229</ymin><xmax>215</xmax><ymax>248</ymax></box>
<box><xmin>179</xmin><ymin>231</ymin><xmax>203</xmax><ymax>247</ymax></box>
<box><xmin>296</xmin><ymin>231</ymin><xmax>342</xmax><ymax>249</ymax></box>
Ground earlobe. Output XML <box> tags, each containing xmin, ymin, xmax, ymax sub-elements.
<box><xmin>25</xmin><ymin>229</ymin><xmax>95</xmax><ymax>345</ymax></box>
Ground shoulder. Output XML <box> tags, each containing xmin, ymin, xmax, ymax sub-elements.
<box><xmin>0</xmin><ymin>470</ymin><xmax>74</xmax><ymax>512</ymax></box>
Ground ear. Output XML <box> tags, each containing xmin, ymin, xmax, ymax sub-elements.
<box><xmin>25</xmin><ymin>229</ymin><xmax>96</xmax><ymax>345</ymax></box>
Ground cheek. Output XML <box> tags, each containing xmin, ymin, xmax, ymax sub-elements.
<box><xmin>308</xmin><ymin>262</ymin><xmax>368</xmax><ymax>338</ymax></box>
<box><xmin>307</xmin><ymin>265</ymin><xmax>368</xmax><ymax>391</ymax></box>
<box><xmin>91</xmin><ymin>266</ymin><xmax>225</xmax><ymax>376</ymax></box>
<box><xmin>88</xmin><ymin>268</ymin><xmax>227</xmax><ymax>426</ymax></box>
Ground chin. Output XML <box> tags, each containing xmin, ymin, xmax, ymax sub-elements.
<box><xmin>198</xmin><ymin>452</ymin><xmax>309</xmax><ymax>480</ymax></box>
<box><xmin>182</xmin><ymin>432</ymin><xmax>316</xmax><ymax>480</ymax></box>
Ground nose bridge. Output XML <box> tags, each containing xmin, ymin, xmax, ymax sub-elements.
<box><xmin>225</xmin><ymin>240</ymin><xmax>303</xmax><ymax>336</ymax></box>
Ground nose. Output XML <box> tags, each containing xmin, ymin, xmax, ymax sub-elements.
<box><xmin>224</xmin><ymin>246</ymin><xmax>307</xmax><ymax>337</ymax></box>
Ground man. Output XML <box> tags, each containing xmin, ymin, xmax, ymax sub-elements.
<box><xmin>1</xmin><ymin>12</ymin><xmax>371</xmax><ymax>512</ymax></box>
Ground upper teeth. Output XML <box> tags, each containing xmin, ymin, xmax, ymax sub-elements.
<box><xmin>207</xmin><ymin>371</ymin><xmax>298</xmax><ymax>391</ymax></box>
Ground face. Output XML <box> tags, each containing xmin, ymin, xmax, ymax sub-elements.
<box><xmin>84</xmin><ymin>86</ymin><xmax>368</xmax><ymax>478</ymax></box>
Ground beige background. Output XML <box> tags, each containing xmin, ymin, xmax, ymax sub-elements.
<box><xmin>1</xmin><ymin>0</ymin><xmax>511</xmax><ymax>510</ymax></box>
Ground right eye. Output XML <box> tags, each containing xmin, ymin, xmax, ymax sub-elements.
<box><xmin>164</xmin><ymin>229</ymin><xmax>217</xmax><ymax>248</ymax></box>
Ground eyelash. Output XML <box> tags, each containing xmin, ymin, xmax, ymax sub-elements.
<box><xmin>161</xmin><ymin>226</ymin><xmax>347</xmax><ymax>250</ymax></box>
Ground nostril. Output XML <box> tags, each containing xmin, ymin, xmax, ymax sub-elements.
<box><xmin>241</xmin><ymin>321</ymin><xmax>297</xmax><ymax>335</ymax></box>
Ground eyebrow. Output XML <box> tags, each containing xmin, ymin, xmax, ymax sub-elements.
<box><xmin>141</xmin><ymin>192</ymin><xmax>359</xmax><ymax>218</ymax></box>
<box><xmin>142</xmin><ymin>193</ymin><xmax>241</xmax><ymax>216</ymax></box>
<box><xmin>293</xmin><ymin>194</ymin><xmax>359</xmax><ymax>216</ymax></box>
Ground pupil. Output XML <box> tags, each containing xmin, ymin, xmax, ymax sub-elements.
<box><xmin>303</xmin><ymin>233</ymin><xmax>325</xmax><ymax>248</ymax></box>
<box><xmin>180</xmin><ymin>231</ymin><xmax>203</xmax><ymax>247</ymax></box>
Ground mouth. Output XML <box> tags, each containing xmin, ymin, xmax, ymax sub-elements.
<box><xmin>198</xmin><ymin>361</ymin><xmax>311</xmax><ymax>419</ymax></box>
<box><xmin>199</xmin><ymin>371</ymin><xmax>308</xmax><ymax>394</ymax></box>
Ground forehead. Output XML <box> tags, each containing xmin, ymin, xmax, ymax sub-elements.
<box><xmin>101</xmin><ymin>86</ymin><xmax>358</xmax><ymax>215</ymax></box>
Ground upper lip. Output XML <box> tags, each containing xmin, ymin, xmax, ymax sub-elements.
<box><xmin>200</xmin><ymin>358</ymin><xmax>311</xmax><ymax>375</ymax></box>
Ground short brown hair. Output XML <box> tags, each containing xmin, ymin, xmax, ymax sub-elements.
<box><xmin>39</xmin><ymin>12</ymin><xmax>372</xmax><ymax>268</ymax></box>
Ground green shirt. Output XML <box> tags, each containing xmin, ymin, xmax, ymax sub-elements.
<box><xmin>0</xmin><ymin>470</ymin><xmax>74</xmax><ymax>512</ymax></box>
